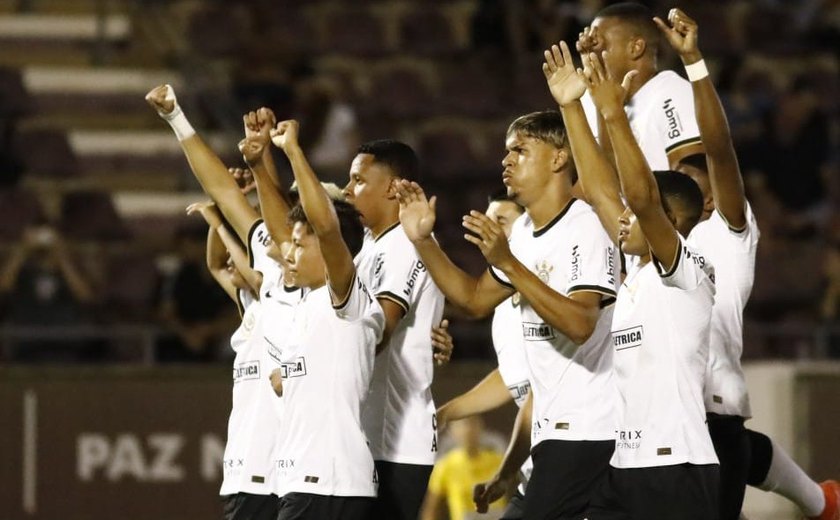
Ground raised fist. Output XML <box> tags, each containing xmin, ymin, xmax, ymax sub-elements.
<box><xmin>144</xmin><ymin>84</ymin><xmax>175</xmax><ymax>116</ymax></box>
<box><xmin>270</xmin><ymin>120</ymin><xmax>300</xmax><ymax>153</ymax></box>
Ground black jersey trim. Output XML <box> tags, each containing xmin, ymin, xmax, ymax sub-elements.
<box><xmin>246</xmin><ymin>219</ymin><xmax>264</xmax><ymax>270</ymax></box>
<box><xmin>567</xmin><ymin>284</ymin><xmax>617</xmax><ymax>298</ymax></box>
<box><xmin>599</xmin><ymin>296</ymin><xmax>616</xmax><ymax>309</ymax></box>
<box><xmin>653</xmin><ymin>239</ymin><xmax>682</xmax><ymax>278</ymax></box>
<box><xmin>374</xmin><ymin>221</ymin><xmax>400</xmax><ymax>242</ymax></box>
<box><xmin>283</xmin><ymin>284</ymin><xmax>300</xmax><ymax>293</ymax></box>
<box><xmin>331</xmin><ymin>272</ymin><xmax>357</xmax><ymax>310</ymax></box>
<box><xmin>377</xmin><ymin>291</ymin><xmax>409</xmax><ymax>314</ymax></box>
<box><xmin>533</xmin><ymin>198</ymin><xmax>577</xmax><ymax>237</ymax></box>
<box><xmin>489</xmin><ymin>267</ymin><xmax>515</xmax><ymax>289</ymax></box>
<box><xmin>715</xmin><ymin>208</ymin><xmax>748</xmax><ymax>234</ymax></box>
<box><xmin>235</xmin><ymin>288</ymin><xmax>246</xmax><ymax>317</ymax></box>
<box><xmin>665</xmin><ymin>136</ymin><xmax>702</xmax><ymax>153</ymax></box>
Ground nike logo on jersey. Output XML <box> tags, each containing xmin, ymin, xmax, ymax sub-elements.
<box><xmin>612</xmin><ymin>326</ymin><xmax>644</xmax><ymax>351</ymax></box>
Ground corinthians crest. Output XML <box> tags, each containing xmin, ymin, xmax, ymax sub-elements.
<box><xmin>535</xmin><ymin>260</ymin><xmax>553</xmax><ymax>283</ymax></box>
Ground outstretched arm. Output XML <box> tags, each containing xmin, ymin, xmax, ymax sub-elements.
<box><xmin>271</xmin><ymin>120</ymin><xmax>355</xmax><ymax>302</ymax></box>
<box><xmin>586</xmin><ymin>53</ymin><xmax>680</xmax><ymax>269</ymax></box>
<box><xmin>395</xmin><ymin>180</ymin><xmax>513</xmax><ymax>318</ymax></box>
<box><xmin>188</xmin><ymin>201</ymin><xmax>261</xmax><ymax>297</ymax></box>
<box><xmin>241</xmin><ymin>108</ymin><xmax>293</xmax><ymax>245</ymax></box>
<box><xmin>145</xmin><ymin>85</ymin><xmax>259</xmax><ymax>244</ymax></box>
<box><xmin>655</xmin><ymin>9</ymin><xmax>746</xmax><ymax>229</ymax></box>
<box><xmin>544</xmin><ymin>41</ymin><xmax>625</xmax><ymax>244</ymax></box>
<box><xmin>436</xmin><ymin>368</ymin><xmax>512</xmax><ymax>431</ymax></box>
<box><xmin>473</xmin><ymin>392</ymin><xmax>532</xmax><ymax>514</ymax></box>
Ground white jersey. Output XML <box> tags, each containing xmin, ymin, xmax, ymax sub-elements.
<box><xmin>610</xmin><ymin>237</ymin><xmax>718</xmax><ymax>469</ymax></box>
<box><xmin>490</xmin><ymin>199</ymin><xmax>620</xmax><ymax>446</ymax></box>
<box><xmin>272</xmin><ymin>275</ymin><xmax>384</xmax><ymax>497</ymax></box>
<box><xmin>689</xmin><ymin>203</ymin><xmax>760</xmax><ymax>417</ymax></box>
<box><xmin>219</xmin><ymin>222</ymin><xmax>283</xmax><ymax>496</ymax></box>
<box><xmin>356</xmin><ymin>224</ymin><xmax>445</xmax><ymax>465</ymax></box>
<box><xmin>490</xmin><ymin>295</ymin><xmax>533</xmax><ymax>491</ymax></box>
<box><xmin>582</xmin><ymin>70</ymin><xmax>701</xmax><ymax>171</ymax></box>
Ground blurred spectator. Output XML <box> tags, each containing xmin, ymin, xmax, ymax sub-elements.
<box><xmin>0</xmin><ymin>225</ymin><xmax>104</xmax><ymax>362</ymax></box>
<box><xmin>155</xmin><ymin>223</ymin><xmax>237</xmax><ymax>363</ymax></box>
<box><xmin>421</xmin><ymin>416</ymin><xmax>507</xmax><ymax>520</ymax></box>
<box><xmin>294</xmin><ymin>76</ymin><xmax>360</xmax><ymax>178</ymax></box>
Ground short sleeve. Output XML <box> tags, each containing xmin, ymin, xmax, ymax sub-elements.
<box><xmin>565</xmin><ymin>214</ymin><xmax>618</xmax><ymax>299</ymax></box>
<box><xmin>247</xmin><ymin>220</ymin><xmax>273</xmax><ymax>275</ymax></box>
<box><xmin>659</xmin><ymin>74</ymin><xmax>701</xmax><ymax>157</ymax></box>
<box><xmin>331</xmin><ymin>272</ymin><xmax>382</xmax><ymax>325</ymax></box>
<box><xmin>653</xmin><ymin>236</ymin><xmax>714</xmax><ymax>291</ymax></box>
<box><xmin>370</xmin><ymin>231</ymin><xmax>422</xmax><ymax>314</ymax></box>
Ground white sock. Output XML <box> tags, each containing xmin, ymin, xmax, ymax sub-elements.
<box><xmin>149</xmin><ymin>84</ymin><xmax>195</xmax><ymax>141</ymax></box>
<box><xmin>759</xmin><ymin>439</ymin><xmax>825</xmax><ymax>517</ymax></box>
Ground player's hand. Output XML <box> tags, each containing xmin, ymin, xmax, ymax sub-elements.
<box><xmin>144</xmin><ymin>84</ymin><xmax>175</xmax><ymax>116</ymax></box>
<box><xmin>244</xmin><ymin>107</ymin><xmax>276</xmax><ymax>141</ymax></box>
<box><xmin>473</xmin><ymin>474</ymin><xmax>511</xmax><ymax>514</ymax></box>
<box><xmin>229</xmin><ymin>167</ymin><xmax>256</xmax><ymax>195</ymax></box>
<box><xmin>431</xmin><ymin>319</ymin><xmax>453</xmax><ymax>366</ymax></box>
<box><xmin>462</xmin><ymin>210</ymin><xmax>515</xmax><ymax>270</ymax></box>
<box><xmin>576</xmin><ymin>25</ymin><xmax>600</xmax><ymax>54</ymax></box>
<box><xmin>653</xmin><ymin>8</ymin><xmax>700</xmax><ymax>62</ymax></box>
<box><xmin>395</xmin><ymin>180</ymin><xmax>436</xmax><ymax>242</ymax></box>
<box><xmin>186</xmin><ymin>200</ymin><xmax>223</xmax><ymax>228</ymax></box>
<box><xmin>270</xmin><ymin>368</ymin><xmax>283</xmax><ymax>397</ymax></box>
<box><xmin>543</xmin><ymin>41</ymin><xmax>587</xmax><ymax>107</ymax></box>
<box><xmin>583</xmin><ymin>52</ymin><xmax>638</xmax><ymax>120</ymax></box>
<box><xmin>270</xmin><ymin>120</ymin><xmax>301</xmax><ymax>153</ymax></box>
<box><xmin>239</xmin><ymin>136</ymin><xmax>268</xmax><ymax>167</ymax></box>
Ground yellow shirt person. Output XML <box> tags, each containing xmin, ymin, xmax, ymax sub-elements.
<box><xmin>421</xmin><ymin>417</ymin><xmax>507</xmax><ymax>520</ymax></box>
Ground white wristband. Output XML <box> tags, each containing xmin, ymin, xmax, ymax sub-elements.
<box><xmin>163</xmin><ymin>106</ymin><xmax>195</xmax><ymax>142</ymax></box>
<box><xmin>685</xmin><ymin>59</ymin><xmax>709</xmax><ymax>82</ymax></box>
<box><xmin>151</xmin><ymin>84</ymin><xmax>195</xmax><ymax>141</ymax></box>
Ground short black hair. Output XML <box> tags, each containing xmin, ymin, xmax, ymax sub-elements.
<box><xmin>595</xmin><ymin>2</ymin><xmax>660</xmax><ymax>58</ymax></box>
<box><xmin>357</xmin><ymin>139</ymin><xmax>419</xmax><ymax>182</ymax></box>
<box><xmin>654</xmin><ymin>170</ymin><xmax>704</xmax><ymax>233</ymax></box>
<box><xmin>288</xmin><ymin>200</ymin><xmax>365</xmax><ymax>257</ymax></box>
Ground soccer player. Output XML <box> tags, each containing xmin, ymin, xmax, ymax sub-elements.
<box><xmin>655</xmin><ymin>9</ymin><xmax>840</xmax><ymax>520</ymax></box>
<box><xmin>433</xmin><ymin>191</ymin><xmax>532</xmax><ymax>520</ymax></box>
<box><xmin>341</xmin><ymin>139</ymin><xmax>445</xmax><ymax>520</ymax></box>
<box><xmin>268</xmin><ymin>119</ymin><xmax>384</xmax><ymax>520</ymax></box>
<box><xmin>543</xmin><ymin>41</ymin><xmax>719</xmax><ymax>518</ymax></box>
<box><xmin>146</xmin><ymin>85</ymin><xmax>291</xmax><ymax>519</ymax></box>
<box><xmin>397</xmin><ymin>110</ymin><xmax>619</xmax><ymax>520</ymax></box>
<box><xmin>577</xmin><ymin>2</ymin><xmax>702</xmax><ymax>171</ymax></box>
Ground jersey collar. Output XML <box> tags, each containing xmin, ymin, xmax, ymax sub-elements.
<box><xmin>533</xmin><ymin>198</ymin><xmax>577</xmax><ymax>237</ymax></box>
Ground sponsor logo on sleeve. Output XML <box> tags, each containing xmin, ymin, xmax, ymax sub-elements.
<box><xmin>663</xmin><ymin>98</ymin><xmax>683</xmax><ymax>139</ymax></box>
<box><xmin>606</xmin><ymin>246</ymin><xmax>616</xmax><ymax>286</ymax></box>
<box><xmin>612</xmin><ymin>325</ymin><xmax>643</xmax><ymax>351</ymax></box>
<box><xmin>569</xmin><ymin>245</ymin><xmax>581</xmax><ymax>282</ymax></box>
<box><xmin>403</xmin><ymin>260</ymin><xmax>426</xmax><ymax>298</ymax></box>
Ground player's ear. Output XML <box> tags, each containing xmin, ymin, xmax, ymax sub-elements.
<box><xmin>629</xmin><ymin>36</ymin><xmax>646</xmax><ymax>60</ymax></box>
<box><xmin>551</xmin><ymin>149</ymin><xmax>569</xmax><ymax>174</ymax></box>
<box><xmin>386</xmin><ymin>176</ymin><xmax>400</xmax><ymax>200</ymax></box>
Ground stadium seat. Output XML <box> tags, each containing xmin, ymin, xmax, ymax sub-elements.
<box><xmin>0</xmin><ymin>187</ymin><xmax>44</xmax><ymax>240</ymax></box>
<box><xmin>322</xmin><ymin>10</ymin><xmax>387</xmax><ymax>56</ymax></box>
<box><xmin>399</xmin><ymin>8</ymin><xmax>457</xmax><ymax>55</ymax></box>
<box><xmin>13</xmin><ymin>128</ymin><xmax>79</xmax><ymax>178</ymax></box>
<box><xmin>58</xmin><ymin>190</ymin><xmax>130</xmax><ymax>241</ymax></box>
